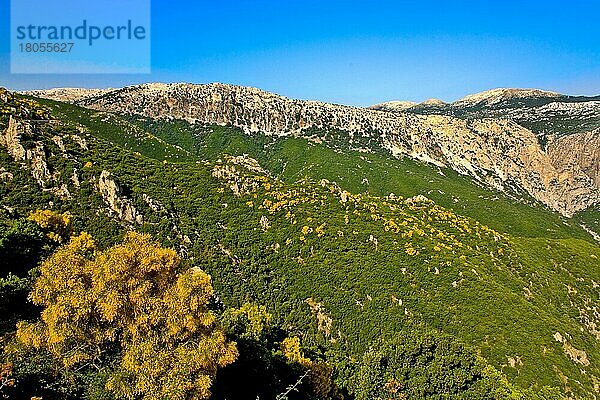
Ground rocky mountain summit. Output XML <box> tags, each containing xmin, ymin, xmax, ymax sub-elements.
<box><xmin>368</xmin><ymin>100</ymin><xmax>416</xmax><ymax>112</ymax></box>
<box><xmin>454</xmin><ymin>88</ymin><xmax>562</xmax><ymax>107</ymax></box>
<box><xmin>24</xmin><ymin>87</ymin><xmax>111</xmax><ymax>103</ymax></box>
<box><xmin>24</xmin><ymin>83</ymin><xmax>600</xmax><ymax>217</ymax></box>
<box><xmin>373</xmin><ymin>88</ymin><xmax>600</xmax><ymax>140</ymax></box>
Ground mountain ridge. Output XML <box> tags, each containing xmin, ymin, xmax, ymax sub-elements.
<box><xmin>25</xmin><ymin>85</ymin><xmax>598</xmax><ymax>108</ymax></box>
<box><xmin>371</xmin><ymin>87</ymin><xmax>598</xmax><ymax>110</ymax></box>
<box><xmin>23</xmin><ymin>83</ymin><xmax>600</xmax><ymax>218</ymax></box>
<box><xmin>370</xmin><ymin>87</ymin><xmax>600</xmax><ymax>140</ymax></box>
<box><xmin>455</xmin><ymin>88</ymin><xmax>562</xmax><ymax>106</ymax></box>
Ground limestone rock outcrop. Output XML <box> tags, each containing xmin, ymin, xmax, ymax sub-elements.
<box><xmin>98</xmin><ymin>170</ymin><xmax>143</xmax><ymax>224</ymax></box>
<box><xmin>1</xmin><ymin>115</ymin><xmax>52</xmax><ymax>187</ymax></box>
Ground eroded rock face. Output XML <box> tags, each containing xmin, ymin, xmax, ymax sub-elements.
<box><xmin>98</xmin><ymin>170</ymin><xmax>143</xmax><ymax>224</ymax></box>
<box><xmin>1</xmin><ymin>116</ymin><xmax>26</xmax><ymax>161</ymax></box>
<box><xmin>32</xmin><ymin>83</ymin><xmax>600</xmax><ymax>216</ymax></box>
<box><xmin>549</xmin><ymin>129</ymin><xmax>600</xmax><ymax>188</ymax></box>
<box><xmin>554</xmin><ymin>331</ymin><xmax>591</xmax><ymax>366</ymax></box>
<box><xmin>27</xmin><ymin>143</ymin><xmax>52</xmax><ymax>186</ymax></box>
<box><xmin>1</xmin><ymin>115</ymin><xmax>53</xmax><ymax>187</ymax></box>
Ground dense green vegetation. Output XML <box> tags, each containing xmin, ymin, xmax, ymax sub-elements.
<box><xmin>34</xmin><ymin>98</ymin><xmax>592</xmax><ymax>240</ymax></box>
<box><xmin>1</xmin><ymin>91</ymin><xmax>599</xmax><ymax>398</ymax></box>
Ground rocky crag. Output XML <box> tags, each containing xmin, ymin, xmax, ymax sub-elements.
<box><xmin>0</xmin><ymin>89</ymin><xmax>142</xmax><ymax>224</ymax></box>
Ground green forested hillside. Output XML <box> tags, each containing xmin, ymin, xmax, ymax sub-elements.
<box><xmin>35</xmin><ymin>98</ymin><xmax>590</xmax><ymax>240</ymax></box>
<box><xmin>1</xmin><ymin>91</ymin><xmax>599</xmax><ymax>399</ymax></box>
<box><xmin>131</xmin><ymin>117</ymin><xmax>587</xmax><ymax>239</ymax></box>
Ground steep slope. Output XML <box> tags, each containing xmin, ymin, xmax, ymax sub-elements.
<box><xmin>27</xmin><ymin>83</ymin><xmax>600</xmax><ymax>217</ymax></box>
<box><xmin>3</xmin><ymin>89</ymin><xmax>600</xmax><ymax>397</ymax></box>
<box><xmin>548</xmin><ymin>129</ymin><xmax>600</xmax><ymax>190</ymax></box>
<box><xmin>112</xmin><ymin>112</ymin><xmax>586</xmax><ymax>240</ymax></box>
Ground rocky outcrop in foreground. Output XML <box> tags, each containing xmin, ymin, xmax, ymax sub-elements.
<box><xmin>0</xmin><ymin>89</ymin><xmax>143</xmax><ymax>223</ymax></box>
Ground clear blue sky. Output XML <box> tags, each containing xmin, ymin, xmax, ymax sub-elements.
<box><xmin>1</xmin><ymin>0</ymin><xmax>599</xmax><ymax>106</ymax></box>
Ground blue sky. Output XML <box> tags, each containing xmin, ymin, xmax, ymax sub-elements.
<box><xmin>1</xmin><ymin>0</ymin><xmax>599</xmax><ymax>106</ymax></box>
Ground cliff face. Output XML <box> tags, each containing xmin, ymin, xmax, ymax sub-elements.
<box><xmin>548</xmin><ymin>129</ymin><xmax>600</xmax><ymax>194</ymax></box>
<box><xmin>0</xmin><ymin>94</ymin><xmax>58</xmax><ymax>194</ymax></box>
<box><xmin>98</xmin><ymin>170</ymin><xmax>143</xmax><ymax>224</ymax></box>
<box><xmin>29</xmin><ymin>83</ymin><xmax>600</xmax><ymax>216</ymax></box>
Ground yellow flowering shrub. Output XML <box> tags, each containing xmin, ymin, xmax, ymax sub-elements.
<box><xmin>221</xmin><ymin>303</ymin><xmax>271</xmax><ymax>341</ymax></box>
<box><xmin>315</xmin><ymin>223</ymin><xmax>326</xmax><ymax>237</ymax></box>
<box><xmin>27</xmin><ymin>209</ymin><xmax>72</xmax><ymax>243</ymax></box>
<box><xmin>16</xmin><ymin>231</ymin><xmax>237</xmax><ymax>400</ymax></box>
<box><xmin>281</xmin><ymin>336</ymin><xmax>311</xmax><ymax>365</ymax></box>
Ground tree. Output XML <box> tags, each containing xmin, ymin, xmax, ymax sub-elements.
<box><xmin>15</xmin><ymin>231</ymin><xmax>237</xmax><ymax>400</ymax></box>
<box><xmin>0</xmin><ymin>362</ymin><xmax>15</xmax><ymax>395</ymax></box>
<box><xmin>0</xmin><ymin>218</ymin><xmax>46</xmax><ymax>278</ymax></box>
<box><xmin>212</xmin><ymin>303</ymin><xmax>294</xmax><ymax>400</ymax></box>
<box><xmin>280</xmin><ymin>337</ymin><xmax>341</xmax><ymax>400</ymax></box>
<box><xmin>0</xmin><ymin>216</ymin><xmax>49</xmax><ymax>335</ymax></box>
<box><xmin>213</xmin><ymin>306</ymin><xmax>341</xmax><ymax>400</ymax></box>
<box><xmin>353</xmin><ymin>327</ymin><xmax>515</xmax><ymax>400</ymax></box>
